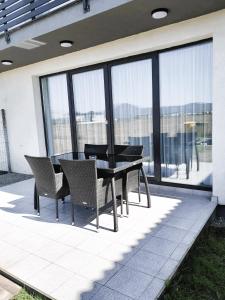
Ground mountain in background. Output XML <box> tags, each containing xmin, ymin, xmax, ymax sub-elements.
<box><xmin>114</xmin><ymin>102</ymin><xmax>212</xmax><ymax>118</ymax></box>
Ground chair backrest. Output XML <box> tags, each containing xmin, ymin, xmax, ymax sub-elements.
<box><xmin>114</xmin><ymin>144</ymin><xmax>143</xmax><ymax>156</ymax></box>
<box><xmin>59</xmin><ymin>159</ymin><xmax>98</xmax><ymax>207</ymax></box>
<box><xmin>84</xmin><ymin>144</ymin><xmax>108</xmax><ymax>159</ymax></box>
<box><xmin>25</xmin><ymin>155</ymin><xmax>56</xmax><ymax>197</ymax></box>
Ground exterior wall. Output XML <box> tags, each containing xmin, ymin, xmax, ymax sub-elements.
<box><xmin>0</xmin><ymin>9</ymin><xmax>225</xmax><ymax>203</ymax></box>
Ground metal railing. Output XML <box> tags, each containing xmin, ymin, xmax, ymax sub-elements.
<box><xmin>0</xmin><ymin>0</ymin><xmax>90</xmax><ymax>42</ymax></box>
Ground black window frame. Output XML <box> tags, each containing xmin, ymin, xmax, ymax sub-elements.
<box><xmin>40</xmin><ymin>38</ymin><xmax>213</xmax><ymax>191</ymax></box>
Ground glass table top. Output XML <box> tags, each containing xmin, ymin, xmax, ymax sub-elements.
<box><xmin>51</xmin><ymin>152</ymin><xmax>143</xmax><ymax>174</ymax></box>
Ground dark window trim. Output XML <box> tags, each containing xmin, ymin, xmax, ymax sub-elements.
<box><xmin>39</xmin><ymin>37</ymin><xmax>213</xmax><ymax>191</ymax></box>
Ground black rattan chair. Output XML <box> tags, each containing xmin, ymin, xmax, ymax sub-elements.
<box><xmin>25</xmin><ymin>155</ymin><xmax>70</xmax><ymax>221</ymax></box>
<box><xmin>114</xmin><ymin>145</ymin><xmax>144</xmax><ymax>208</ymax></box>
<box><xmin>59</xmin><ymin>159</ymin><xmax>122</xmax><ymax>230</ymax></box>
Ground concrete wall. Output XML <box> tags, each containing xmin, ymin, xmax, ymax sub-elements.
<box><xmin>0</xmin><ymin>9</ymin><xmax>225</xmax><ymax>203</ymax></box>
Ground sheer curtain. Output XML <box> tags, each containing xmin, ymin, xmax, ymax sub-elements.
<box><xmin>72</xmin><ymin>69</ymin><xmax>107</xmax><ymax>152</ymax></box>
<box><xmin>41</xmin><ymin>74</ymin><xmax>72</xmax><ymax>155</ymax></box>
<box><xmin>111</xmin><ymin>59</ymin><xmax>154</xmax><ymax>176</ymax></box>
<box><xmin>159</xmin><ymin>41</ymin><xmax>212</xmax><ymax>186</ymax></box>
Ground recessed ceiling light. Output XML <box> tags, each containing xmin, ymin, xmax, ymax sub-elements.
<box><xmin>151</xmin><ymin>8</ymin><xmax>168</xmax><ymax>19</ymax></box>
<box><xmin>60</xmin><ymin>40</ymin><xmax>74</xmax><ymax>48</ymax></box>
<box><xmin>1</xmin><ymin>60</ymin><xmax>13</xmax><ymax>66</ymax></box>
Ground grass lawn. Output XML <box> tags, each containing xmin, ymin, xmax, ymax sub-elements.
<box><xmin>162</xmin><ymin>226</ymin><xmax>225</xmax><ymax>300</ymax></box>
<box><xmin>13</xmin><ymin>289</ymin><xmax>46</xmax><ymax>300</ymax></box>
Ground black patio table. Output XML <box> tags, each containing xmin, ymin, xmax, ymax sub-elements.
<box><xmin>35</xmin><ymin>152</ymin><xmax>151</xmax><ymax>232</ymax></box>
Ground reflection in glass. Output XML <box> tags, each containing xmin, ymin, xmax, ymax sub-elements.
<box><xmin>41</xmin><ymin>74</ymin><xmax>72</xmax><ymax>155</ymax></box>
<box><xmin>72</xmin><ymin>69</ymin><xmax>107</xmax><ymax>152</ymax></box>
<box><xmin>111</xmin><ymin>59</ymin><xmax>154</xmax><ymax>176</ymax></box>
<box><xmin>159</xmin><ymin>41</ymin><xmax>212</xmax><ymax>186</ymax></box>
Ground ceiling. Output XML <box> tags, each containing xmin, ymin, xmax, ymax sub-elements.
<box><xmin>0</xmin><ymin>0</ymin><xmax>225</xmax><ymax>73</ymax></box>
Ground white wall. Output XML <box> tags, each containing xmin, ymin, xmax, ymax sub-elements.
<box><xmin>0</xmin><ymin>9</ymin><xmax>225</xmax><ymax>203</ymax></box>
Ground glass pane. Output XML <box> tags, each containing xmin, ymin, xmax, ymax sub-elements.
<box><xmin>159</xmin><ymin>42</ymin><xmax>212</xmax><ymax>187</ymax></box>
<box><xmin>111</xmin><ymin>59</ymin><xmax>154</xmax><ymax>176</ymax></box>
<box><xmin>41</xmin><ymin>74</ymin><xmax>72</xmax><ymax>155</ymax></box>
<box><xmin>72</xmin><ymin>69</ymin><xmax>107</xmax><ymax>152</ymax></box>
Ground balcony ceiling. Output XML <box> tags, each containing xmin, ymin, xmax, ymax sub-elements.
<box><xmin>0</xmin><ymin>0</ymin><xmax>225</xmax><ymax>73</ymax></box>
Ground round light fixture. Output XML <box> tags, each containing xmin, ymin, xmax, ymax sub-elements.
<box><xmin>1</xmin><ymin>60</ymin><xmax>13</xmax><ymax>66</ymax></box>
<box><xmin>60</xmin><ymin>40</ymin><xmax>74</xmax><ymax>48</ymax></box>
<box><xmin>151</xmin><ymin>8</ymin><xmax>168</xmax><ymax>19</ymax></box>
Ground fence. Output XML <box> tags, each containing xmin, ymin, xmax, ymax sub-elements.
<box><xmin>0</xmin><ymin>109</ymin><xmax>11</xmax><ymax>173</ymax></box>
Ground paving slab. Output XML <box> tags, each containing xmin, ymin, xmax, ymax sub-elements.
<box><xmin>0</xmin><ymin>179</ymin><xmax>216</xmax><ymax>300</ymax></box>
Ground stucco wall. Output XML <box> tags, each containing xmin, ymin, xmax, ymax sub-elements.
<box><xmin>0</xmin><ymin>9</ymin><xmax>225</xmax><ymax>203</ymax></box>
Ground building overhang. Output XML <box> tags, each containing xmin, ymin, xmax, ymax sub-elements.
<box><xmin>0</xmin><ymin>0</ymin><xmax>225</xmax><ymax>73</ymax></box>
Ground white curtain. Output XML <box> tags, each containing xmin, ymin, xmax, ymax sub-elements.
<box><xmin>42</xmin><ymin>74</ymin><xmax>72</xmax><ymax>155</ymax></box>
<box><xmin>159</xmin><ymin>41</ymin><xmax>212</xmax><ymax>186</ymax></box>
<box><xmin>72</xmin><ymin>69</ymin><xmax>107</xmax><ymax>152</ymax></box>
<box><xmin>111</xmin><ymin>59</ymin><xmax>154</xmax><ymax>175</ymax></box>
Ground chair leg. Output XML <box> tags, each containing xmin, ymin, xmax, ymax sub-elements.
<box><xmin>96</xmin><ymin>207</ymin><xmax>99</xmax><ymax>232</ymax></box>
<box><xmin>120</xmin><ymin>196</ymin><xmax>123</xmax><ymax>217</ymax></box>
<box><xmin>34</xmin><ymin>184</ymin><xmax>38</xmax><ymax>210</ymax></box>
<box><xmin>138</xmin><ymin>171</ymin><xmax>141</xmax><ymax>203</ymax></box>
<box><xmin>37</xmin><ymin>195</ymin><xmax>40</xmax><ymax>216</ymax></box>
<box><xmin>71</xmin><ymin>202</ymin><xmax>75</xmax><ymax>226</ymax></box>
<box><xmin>56</xmin><ymin>199</ymin><xmax>59</xmax><ymax>222</ymax></box>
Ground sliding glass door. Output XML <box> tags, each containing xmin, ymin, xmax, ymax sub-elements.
<box><xmin>159</xmin><ymin>41</ymin><xmax>212</xmax><ymax>187</ymax></box>
<box><xmin>41</xmin><ymin>39</ymin><xmax>213</xmax><ymax>189</ymax></box>
<box><xmin>72</xmin><ymin>69</ymin><xmax>108</xmax><ymax>152</ymax></box>
<box><xmin>111</xmin><ymin>59</ymin><xmax>154</xmax><ymax>176</ymax></box>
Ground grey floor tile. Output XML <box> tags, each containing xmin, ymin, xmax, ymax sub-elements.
<box><xmin>92</xmin><ymin>286</ymin><xmax>132</xmax><ymax>300</ymax></box>
<box><xmin>32</xmin><ymin>239</ymin><xmax>72</xmax><ymax>262</ymax></box>
<box><xmin>28</xmin><ymin>264</ymin><xmax>73</xmax><ymax>294</ymax></box>
<box><xmin>78</xmin><ymin>256</ymin><xmax>122</xmax><ymax>285</ymax></box>
<box><xmin>56</xmin><ymin>249</ymin><xmax>93</xmax><ymax>273</ymax></box>
<box><xmin>77</xmin><ymin>235</ymin><xmax>112</xmax><ymax>255</ymax></box>
<box><xmin>0</xmin><ymin>243</ymin><xmax>28</xmax><ymax>269</ymax></box>
<box><xmin>99</xmin><ymin>242</ymin><xmax>138</xmax><ymax>265</ymax></box>
<box><xmin>139</xmin><ymin>277</ymin><xmax>165</xmax><ymax>300</ymax></box>
<box><xmin>182</xmin><ymin>230</ymin><xmax>198</xmax><ymax>246</ymax></box>
<box><xmin>163</xmin><ymin>216</ymin><xmax>195</xmax><ymax>230</ymax></box>
<box><xmin>52</xmin><ymin>275</ymin><xmax>102</xmax><ymax>300</ymax></box>
<box><xmin>155</xmin><ymin>225</ymin><xmax>187</xmax><ymax>243</ymax></box>
<box><xmin>8</xmin><ymin>254</ymin><xmax>50</xmax><ymax>282</ymax></box>
<box><xmin>126</xmin><ymin>250</ymin><xmax>167</xmax><ymax>276</ymax></box>
<box><xmin>156</xmin><ymin>259</ymin><xmax>179</xmax><ymax>280</ymax></box>
<box><xmin>142</xmin><ymin>236</ymin><xmax>178</xmax><ymax>258</ymax></box>
<box><xmin>106</xmin><ymin>266</ymin><xmax>153</xmax><ymax>299</ymax></box>
<box><xmin>171</xmin><ymin>243</ymin><xmax>189</xmax><ymax>261</ymax></box>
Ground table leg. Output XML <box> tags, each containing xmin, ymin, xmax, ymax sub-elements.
<box><xmin>141</xmin><ymin>167</ymin><xmax>151</xmax><ymax>208</ymax></box>
<box><xmin>122</xmin><ymin>174</ymin><xmax>129</xmax><ymax>216</ymax></box>
<box><xmin>111</xmin><ymin>177</ymin><xmax>118</xmax><ymax>232</ymax></box>
<box><xmin>34</xmin><ymin>183</ymin><xmax>38</xmax><ymax>210</ymax></box>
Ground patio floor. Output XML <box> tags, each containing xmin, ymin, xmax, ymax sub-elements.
<box><xmin>0</xmin><ymin>179</ymin><xmax>216</xmax><ymax>300</ymax></box>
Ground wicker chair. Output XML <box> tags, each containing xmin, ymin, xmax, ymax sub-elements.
<box><xmin>59</xmin><ymin>159</ymin><xmax>123</xmax><ymax>230</ymax></box>
<box><xmin>114</xmin><ymin>145</ymin><xmax>144</xmax><ymax>207</ymax></box>
<box><xmin>25</xmin><ymin>155</ymin><xmax>70</xmax><ymax>221</ymax></box>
